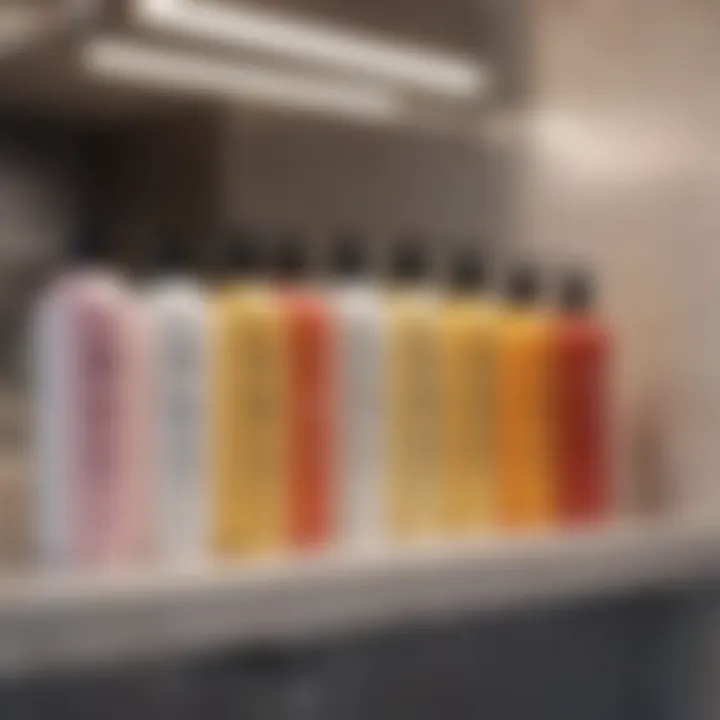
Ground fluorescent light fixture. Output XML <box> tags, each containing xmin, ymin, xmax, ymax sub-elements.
<box><xmin>82</xmin><ymin>37</ymin><xmax>404</xmax><ymax>122</ymax></box>
<box><xmin>134</xmin><ymin>0</ymin><xmax>487</xmax><ymax>99</ymax></box>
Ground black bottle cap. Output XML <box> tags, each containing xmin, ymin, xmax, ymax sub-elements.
<box><xmin>560</xmin><ymin>268</ymin><xmax>594</xmax><ymax>312</ymax></box>
<box><xmin>274</xmin><ymin>235</ymin><xmax>308</xmax><ymax>281</ymax></box>
<box><xmin>505</xmin><ymin>263</ymin><xmax>540</xmax><ymax>305</ymax></box>
<box><xmin>331</xmin><ymin>233</ymin><xmax>366</xmax><ymax>278</ymax></box>
<box><xmin>69</xmin><ymin>223</ymin><xmax>108</xmax><ymax>267</ymax></box>
<box><xmin>225</xmin><ymin>228</ymin><xmax>266</xmax><ymax>277</ymax></box>
<box><xmin>449</xmin><ymin>249</ymin><xmax>488</xmax><ymax>293</ymax></box>
<box><xmin>390</xmin><ymin>241</ymin><xmax>427</xmax><ymax>284</ymax></box>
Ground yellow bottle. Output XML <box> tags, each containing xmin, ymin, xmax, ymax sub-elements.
<box><xmin>212</xmin><ymin>238</ymin><xmax>287</xmax><ymax>557</ymax></box>
<box><xmin>497</xmin><ymin>265</ymin><xmax>555</xmax><ymax>528</ymax></box>
<box><xmin>387</xmin><ymin>244</ymin><xmax>441</xmax><ymax>539</ymax></box>
<box><xmin>440</xmin><ymin>252</ymin><xmax>499</xmax><ymax>535</ymax></box>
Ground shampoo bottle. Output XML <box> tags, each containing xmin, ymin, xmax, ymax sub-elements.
<box><xmin>212</xmin><ymin>234</ymin><xmax>286</xmax><ymax>557</ymax></box>
<box><xmin>146</xmin><ymin>237</ymin><xmax>210</xmax><ymax>563</ymax></box>
<box><xmin>441</xmin><ymin>249</ymin><xmax>499</xmax><ymax>534</ymax></box>
<box><xmin>275</xmin><ymin>237</ymin><xmax>334</xmax><ymax>550</ymax></box>
<box><xmin>329</xmin><ymin>234</ymin><xmax>386</xmax><ymax>546</ymax></box>
<box><xmin>386</xmin><ymin>242</ymin><xmax>441</xmax><ymax>540</ymax></box>
<box><xmin>497</xmin><ymin>265</ymin><xmax>555</xmax><ymax>528</ymax></box>
<box><xmin>33</xmin><ymin>226</ymin><xmax>143</xmax><ymax>568</ymax></box>
<box><xmin>554</xmin><ymin>270</ymin><xmax>611</xmax><ymax>524</ymax></box>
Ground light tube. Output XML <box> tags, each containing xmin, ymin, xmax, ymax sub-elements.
<box><xmin>134</xmin><ymin>0</ymin><xmax>488</xmax><ymax>99</ymax></box>
<box><xmin>82</xmin><ymin>37</ymin><xmax>404</xmax><ymax>122</ymax></box>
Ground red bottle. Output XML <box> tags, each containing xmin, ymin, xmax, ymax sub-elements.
<box><xmin>276</xmin><ymin>239</ymin><xmax>335</xmax><ymax>548</ymax></box>
<box><xmin>555</xmin><ymin>271</ymin><xmax>611</xmax><ymax>524</ymax></box>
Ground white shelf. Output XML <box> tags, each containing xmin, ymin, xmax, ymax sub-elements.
<box><xmin>0</xmin><ymin>520</ymin><xmax>719</xmax><ymax>677</ymax></box>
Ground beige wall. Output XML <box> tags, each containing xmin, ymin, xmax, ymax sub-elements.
<box><xmin>521</xmin><ymin>0</ymin><xmax>720</xmax><ymax>516</ymax></box>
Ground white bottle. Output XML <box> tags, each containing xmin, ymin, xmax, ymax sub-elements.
<box><xmin>32</xmin><ymin>226</ymin><xmax>141</xmax><ymax>569</ymax></box>
<box><xmin>329</xmin><ymin>236</ymin><xmax>386</xmax><ymax>545</ymax></box>
<box><xmin>145</xmin><ymin>239</ymin><xmax>209</xmax><ymax>564</ymax></box>
<box><xmin>33</xmin><ymin>283</ymin><xmax>73</xmax><ymax>569</ymax></box>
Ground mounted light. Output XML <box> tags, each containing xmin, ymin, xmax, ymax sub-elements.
<box><xmin>82</xmin><ymin>37</ymin><xmax>404</xmax><ymax>122</ymax></box>
<box><xmin>133</xmin><ymin>0</ymin><xmax>488</xmax><ymax>99</ymax></box>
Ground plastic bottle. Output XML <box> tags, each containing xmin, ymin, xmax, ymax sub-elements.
<box><xmin>386</xmin><ymin>241</ymin><xmax>441</xmax><ymax>539</ymax></box>
<box><xmin>275</xmin><ymin>236</ymin><xmax>334</xmax><ymax>549</ymax></box>
<box><xmin>145</xmin><ymin>237</ymin><xmax>210</xmax><ymax>563</ymax></box>
<box><xmin>497</xmin><ymin>264</ymin><xmax>555</xmax><ymax>528</ymax></box>
<box><xmin>329</xmin><ymin>234</ymin><xmax>386</xmax><ymax>546</ymax></box>
<box><xmin>33</xmin><ymin>225</ymin><xmax>145</xmax><ymax>568</ymax></box>
<box><xmin>440</xmin><ymin>249</ymin><xmax>499</xmax><ymax>534</ymax></box>
<box><xmin>212</xmin><ymin>233</ymin><xmax>286</xmax><ymax>557</ymax></box>
<box><xmin>554</xmin><ymin>270</ymin><xmax>611</xmax><ymax>524</ymax></box>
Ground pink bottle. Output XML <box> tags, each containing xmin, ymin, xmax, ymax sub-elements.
<box><xmin>33</xmin><ymin>226</ymin><xmax>148</xmax><ymax>570</ymax></box>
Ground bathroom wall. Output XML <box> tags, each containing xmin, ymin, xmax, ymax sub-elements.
<box><xmin>222</xmin><ymin>115</ymin><xmax>501</xmax><ymax>271</ymax></box>
<box><xmin>519</xmin><ymin>0</ymin><xmax>720</xmax><ymax>516</ymax></box>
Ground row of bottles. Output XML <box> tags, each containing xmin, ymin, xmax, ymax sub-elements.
<box><xmin>33</xmin><ymin>229</ymin><xmax>611</xmax><ymax>570</ymax></box>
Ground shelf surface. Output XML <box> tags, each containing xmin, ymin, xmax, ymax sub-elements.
<box><xmin>0</xmin><ymin>520</ymin><xmax>719</xmax><ymax>677</ymax></box>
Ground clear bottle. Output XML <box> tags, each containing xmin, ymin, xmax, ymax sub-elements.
<box><xmin>212</xmin><ymin>233</ymin><xmax>286</xmax><ymax>557</ymax></box>
<box><xmin>145</xmin><ymin>236</ymin><xmax>210</xmax><ymax>564</ymax></box>
<box><xmin>33</xmin><ymin>225</ymin><xmax>143</xmax><ymax>569</ymax></box>
<box><xmin>440</xmin><ymin>249</ymin><xmax>499</xmax><ymax>535</ymax></box>
<box><xmin>328</xmin><ymin>234</ymin><xmax>386</xmax><ymax>546</ymax></box>
<box><xmin>386</xmin><ymin>241</ymin><xmax>441</xmax><ymax>540</ymax></box>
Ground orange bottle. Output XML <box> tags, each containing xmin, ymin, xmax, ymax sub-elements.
<box><xmin>497</xmin><ymin>265</ymin><xmax>555</xmax><ymax>528</ymax></box>
<box><xmin>275</xmin><ymin>239</ymin><xmax>335</xmax><ymax>549</ymax></box>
